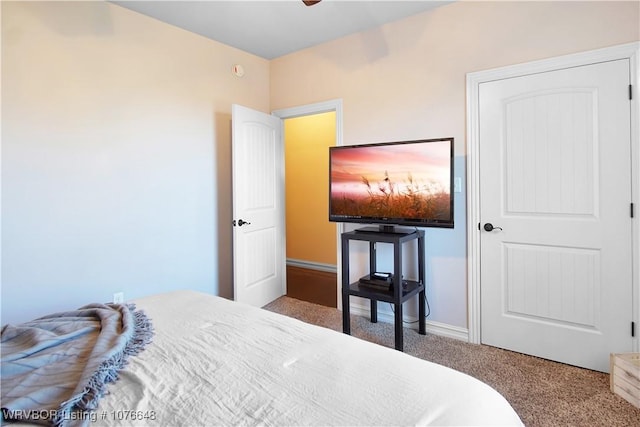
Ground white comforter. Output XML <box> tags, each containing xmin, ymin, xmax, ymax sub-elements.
<box><xmin>93</xmin><ymin>290</ymin><xmax>522</xmax><ymax>426</ymax></box>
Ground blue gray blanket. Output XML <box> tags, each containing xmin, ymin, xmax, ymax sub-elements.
<box><xmin>1</xmin><ymin>303</ymin><xmax>153</xmax><ymax>426</ymax></box>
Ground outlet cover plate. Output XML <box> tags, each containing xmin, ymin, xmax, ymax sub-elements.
<box><xmin>113</xmin><ymin>292</ymin><xmax>124</xmax><ymax>304</ymax></box>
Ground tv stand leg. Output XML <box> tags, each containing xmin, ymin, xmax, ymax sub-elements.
<box><xmin>370</xmin><ymin>300</ymin><xmax>377</xmax><ymax>323</ymax></box>
<box><xmin>342</xmin><ymin>291</ymin><xmax>351</xmax><ymax>335</ymax></box>
<box><xmin>394</xmin><ymin>303</ymin><xmax>403</xmax><ymax>351</ymax></box>
<box><xmin>418</xmin><ymin>289</ymin><xmax>426</xmax><ymax>335</ymax></box>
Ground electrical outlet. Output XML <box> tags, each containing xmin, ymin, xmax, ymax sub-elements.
<box><xmin>454</xmin><ymin>177</ymin><xmax>462</xmax><ymax>193</ymax></box>
<box><xmin>113</xmin><ymin>292</ymin><xmax>124</xmax><ymax>304</ymax></box>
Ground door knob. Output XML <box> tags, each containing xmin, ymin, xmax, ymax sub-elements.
<box><xmin>483</xmin><ymin>223</ymin><xmax>502</xmax><ymax>232</ymax></box>
<box><xmin>237</xmin><ymin>219</ymin><xmax>251</xmax><ymax>227</ymax></box>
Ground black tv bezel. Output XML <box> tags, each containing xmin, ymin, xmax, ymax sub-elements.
<box><xmin>328</xmin><ymin>137</ymin><xmax>455</xmax><ymax>230</ymax></box>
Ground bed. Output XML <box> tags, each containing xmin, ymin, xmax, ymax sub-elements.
<box><xmin>2</xmin><ymin>290</ymin><xmax>523</xmax><ymax>426</ymax></box>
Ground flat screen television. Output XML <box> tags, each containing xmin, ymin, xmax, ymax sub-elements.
<box><xmin>329</xmin><ymin>137</ymin><xmax>454</xmax><ymax>231</ymax></box>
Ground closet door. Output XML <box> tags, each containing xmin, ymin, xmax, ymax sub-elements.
<box><xmin>479</xmin><ymin>59</ymin><xmax>633</xmax><ymax>372</ymax></box>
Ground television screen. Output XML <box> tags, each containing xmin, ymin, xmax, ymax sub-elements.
<box><xmin>329</xmin><ymin>138</ymin><xmax>454</xmax><ymax>229</ymax></box>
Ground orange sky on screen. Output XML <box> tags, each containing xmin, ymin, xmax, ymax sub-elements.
<box><xmin>331</xmin><ymin>141</ymin><xmax>450</xmax><ymax>198</ymax></box>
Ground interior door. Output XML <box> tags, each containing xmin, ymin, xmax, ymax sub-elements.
<box><xmin>479</xmin><ymin>59</ymin><xmax>633</xmax><ymax>372</ymax></box>
<box><xmin>232</xmin><ymin>104</ymin><xmax>285</xmax><ymax>307</ymax></box>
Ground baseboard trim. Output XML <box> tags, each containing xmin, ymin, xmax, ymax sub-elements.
<box><xmin>349</xmin><ymin>302</ymin><xmax>469</xmax><ymax>342</ymax></box>
<box><xmin>286</xmin><ymin>258</ymin><xmax>337</xmax><ymax>273</ymax></box>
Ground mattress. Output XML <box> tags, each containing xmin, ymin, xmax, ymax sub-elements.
<box><xmin>90</xmin><ymin>290</ymin><xmax>522</xmax><ymax>426</ymax></box>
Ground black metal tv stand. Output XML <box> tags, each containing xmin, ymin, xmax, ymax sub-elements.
<box><xmin>341</xmin><ymin>228</ymin><xmax>426</xmax><ymax>351</ymax></box>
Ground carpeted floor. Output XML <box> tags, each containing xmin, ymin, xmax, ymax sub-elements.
<box><xmin>263</xmin><ymin>296</ymin><xmax>640</xmax><ymax>427</ymax></box>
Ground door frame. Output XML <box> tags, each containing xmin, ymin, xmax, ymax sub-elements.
<box><xmin>466</xmin><ymin>42</ymin><xmax>640</xmax><ymax>346</ymax></box>
<box><xmin>272</xmin><ymin>99</ymin><xmax>344</xmax><ymax>307</ymax></box>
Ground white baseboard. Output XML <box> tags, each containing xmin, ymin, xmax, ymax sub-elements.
<box><xmin>286</xmin><ymin>258</ymin><xmax>337</xmax><ymax>273</ymax></box>
<box><xmin>349</xmin><ymin>302</ymin><xmax>469</xmax><ymax>342</ymax></box>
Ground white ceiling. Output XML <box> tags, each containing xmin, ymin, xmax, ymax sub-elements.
<box><xmin>111</xmin><ymin>0</ymin><xmax>453</xmax><ymax>59</ymax></box>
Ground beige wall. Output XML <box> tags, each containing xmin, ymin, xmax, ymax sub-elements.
<box><xmin>3</xmin><ymin>0</ymin><xmax>639</xmax><ymax>330</ymax></box>
<box><xmin>1</xmin><ymin>1</ymin><xmax>270</xmax><ymax>324</ymax></box>
<box><xmin>270</xmin><ymin>1</ymin><xmax>640</xmax><ymax>328</ymax></box>
<box><xmin>272</xmin><ymin>1</ymin><xmax>639</xmax><ymax>147</ymax></box>
<box><xmin>284</xmin><ymin>112</ymin><xmax>336</xmax><ymax>265</ymax></box>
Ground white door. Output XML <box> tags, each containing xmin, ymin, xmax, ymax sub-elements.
<box><xmin>479</xmin><ymin>59</ymin><xmax>633</xmax><ymax>372</ymax></box>
<box><xmin>232</xmin><ymin>104</ymin><xmax>285</xmax><ymax>307</ymax></box>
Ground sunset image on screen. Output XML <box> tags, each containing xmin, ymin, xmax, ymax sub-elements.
<box><xmin>330</xmin><ymin>140</ymin><xmax>452</xmax><ymax>223</ymax></box>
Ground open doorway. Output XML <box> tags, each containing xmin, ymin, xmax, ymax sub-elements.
<box><xmin>284</xmin><ymin>112</ymin><xmax>336</xmax><ymax>307</ymax></box>
<box><xmin>273</xmin><ymin>100</ymin><xmax>343</xmax><ymax>308</ymax></box>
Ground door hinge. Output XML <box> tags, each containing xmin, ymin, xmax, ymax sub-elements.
<box><xmin>632</xmin><ymin>321</ymin><xmax>636</xmax><ymax>337</ymax></box>
<box><xmin>631</xmin><ymin>203</ymin><xmax>635</xmax><ymax>218</ymax></box>
<box><xmin>630</xmin><ymin>84</ymin><xmax>633</xmax><ymax>100</ymax></box>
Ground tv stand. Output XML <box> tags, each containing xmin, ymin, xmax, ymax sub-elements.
<box><xmin>341</xmin><ymin>229</ymin><xmax>426</xmax><ymax>351</ymax></box>
<box><xmin>355</xmin><ymin>225</ymin><xmax>413</xmax><ymax>235</ymax></box>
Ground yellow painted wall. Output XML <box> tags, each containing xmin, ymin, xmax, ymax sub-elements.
<box><xmin>285</xmin><ymin>112</ymin><xmax>336</xmax><ymax>265</ymax></box>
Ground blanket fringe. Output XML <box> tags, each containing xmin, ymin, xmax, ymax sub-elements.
<box><xmin>53</xmin><ymin>304</ymin><xmax>154</xmax><ymax>426</ymax></box>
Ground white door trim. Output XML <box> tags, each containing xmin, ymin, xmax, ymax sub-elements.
<box><xmin>466</xmin><ymin>42</ymin><xmax>640</xmax><ymax>346</ymax></box>
<box><xmin>272</xmin><ymin>99</ymin><xmax>344</xmax><ymax>308</ymax></box>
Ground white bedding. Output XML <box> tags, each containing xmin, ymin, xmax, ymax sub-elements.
<box><xmin>92</xmin><ymin>290</ymin><xmax>523</xmax><ymax>426</ymax></box>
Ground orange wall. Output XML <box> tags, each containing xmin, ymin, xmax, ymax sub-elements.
<box><xmin>285</xmin><ymin>112</ymin><xmax>336</xmax><ymax>265</ymax></box>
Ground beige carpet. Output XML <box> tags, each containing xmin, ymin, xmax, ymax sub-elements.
<box><xmin>263</xmin><ymin>296</ymin><xmax>640</xmax><ymax>427</ymax></box>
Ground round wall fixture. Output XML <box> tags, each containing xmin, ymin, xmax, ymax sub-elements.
<box><xmin>232</xmin><ymin>64</ymin><xmax>245</xmax><ymax>77</ymax></box>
